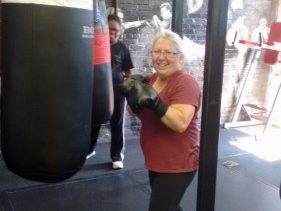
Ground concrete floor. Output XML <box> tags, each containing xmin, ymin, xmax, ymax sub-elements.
<box><xmin>0</xmin><ymin>126</ymin><xmax>280</xmax><ymax>211</ymax></box>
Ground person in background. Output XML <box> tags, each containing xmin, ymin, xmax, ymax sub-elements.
<box><xmin>87</xmin><ymin>14</ymin><xmax>134</xmax><ymax>169</ymax></box>
<box><xmin>251</xmin><ymin>16</ymin><xmax>270</xmax><ymax>43</ymax></box>
<box><xmin>120</xmin><ymin>30</ymin><xmax>201</xmax><ymax>211</ymax></box>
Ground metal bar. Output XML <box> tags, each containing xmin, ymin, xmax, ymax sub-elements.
<box><xmin>224</xmin><ymin>120</ymin><xmax>265</xmax><ymax>128</ymax></box>
<box><xmin>231</xmin><ymin>50</ymin><xmax>261</xmax><ymax>122</ymax></box>
<box><xmin>263</xmin><ymin>80</ymin><xmax>281</xmax><ymax>133</ymax></box>
<box><xmin>114</xmin><ymin>0</ymin><xmax>118</xmax><ymax>15</ymax></box>
<box><xmin>196</xmin><ymin>0</ymin><xmax>229</xmax><ymax>211</ymax></box>
<box><xmin>171</xmin><ymin>0</ymin><xmax>184</xmax><ymax>37</ymax></box>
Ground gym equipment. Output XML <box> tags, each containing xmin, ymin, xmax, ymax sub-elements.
<box><xmin>224</xmin><ymin>22</ymin><xmax>281</xmax><ymax>132</ymax></box>
<box><xmin>91</xmin><ymin>0</ymin><xmax>114</xmax><ymax>125</ymax></box>
<box><xmin>1</xmin><ymin>0</ymin><xmax>94</xmax><ymax>182</ymax></box>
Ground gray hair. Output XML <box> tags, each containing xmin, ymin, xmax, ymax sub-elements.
<box><xmin>152</xmin><ymin>30</ymin><xmax>187</xmax><ymax>60</ymax></box>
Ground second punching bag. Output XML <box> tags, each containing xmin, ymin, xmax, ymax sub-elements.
<box><xmin>92</xmin><ymin>0</ymin><xmax>114</xmax><ymax>125</ymax></box>
<box><xmin>1</xmin><ymin>0</ymin><xmax>94</xmax><ymax>182</ymax></box>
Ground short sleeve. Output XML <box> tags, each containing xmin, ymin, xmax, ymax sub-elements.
<box><xmin>166</xmin><ymin>72</ymin><xmax>201</xmax><ymax>109</ymax></box>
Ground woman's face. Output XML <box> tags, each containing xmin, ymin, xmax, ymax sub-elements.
<box><xmin>151</xmin><ymin>38</ymin><xmax>184</xmax><ymax>79</ymax></box>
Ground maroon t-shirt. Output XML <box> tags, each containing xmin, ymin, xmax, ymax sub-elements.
<box><xmin>138</xmin><ymin>70</ymin><xmax>201</xmax><ymax>173</ymax></box>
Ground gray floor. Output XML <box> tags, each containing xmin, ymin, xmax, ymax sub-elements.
<box><xmin>0</xmin><ymin>127</ymin><xmax>280</xmax><ymax>211</ymax></box>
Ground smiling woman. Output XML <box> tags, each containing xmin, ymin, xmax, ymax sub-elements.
<box><xmin>120</xmin><ymin>30</ymin><xmax>201</xmax><ymax>211</ymax></box>
<box><xmin>151</xmin><ymin>32</ymin><xmax>186</xmax><ymax>80</ymax></box>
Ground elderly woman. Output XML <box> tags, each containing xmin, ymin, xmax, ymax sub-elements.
<box><xmin>121</xmin><ymin>30</ymin><xmax>201</xmax><ymax>211</ymax></box>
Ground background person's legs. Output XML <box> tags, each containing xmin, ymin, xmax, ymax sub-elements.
<box><xmin>110</xmin><ymin>96</ymin><xmax>125</xmax><ymax>167</ymax></box>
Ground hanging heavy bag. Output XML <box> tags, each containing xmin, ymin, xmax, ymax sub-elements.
<box><xmin>91</xmin><ymin>0</ymin><xmax>114</xmax><ymax>125</ymax></box>
<box><xmin>1</xmin><ymin>0</ymin><xmax>94</xmax><ymax>182</ymax></box>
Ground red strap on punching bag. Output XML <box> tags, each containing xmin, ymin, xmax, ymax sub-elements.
<box><xmin>91</xmin><ymin>0</ymin><xmax>113</xmax><ymax>125</ymax></box>
<box><xmin>93</xmin><ymin>0</ymin><xmax>111</xmax><ymax>65</ymax></box>
<box><xmin>94</xmin><ymin>33</ymin><xmax>111</xmax><ymax>64</ymax></box>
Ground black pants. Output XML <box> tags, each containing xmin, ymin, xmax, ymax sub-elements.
<box><xmin>148</xmin><ymin>170</ymin><xmax>196</xmax><ymax>211</ymax></box>
<box><xmin>89</xmin><ymin>93</ymin><xmax>125</xmax><ymax>162</ymax></box>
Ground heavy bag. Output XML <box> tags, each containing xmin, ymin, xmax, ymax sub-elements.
<box><xmin>1</xmin><ymin>0</ymin><xmax>94</xmax><ymax>182</ymax></box>
<box><xmin>92</xmin><ymin>0</ymin><xmax>114</xmax><ymax>125</ymax></box>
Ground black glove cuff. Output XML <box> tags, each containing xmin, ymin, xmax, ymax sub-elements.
<box><xmin>154</xmin><ymin>99</ymin><xmax>168</xmax><ymax>118</ymax></box>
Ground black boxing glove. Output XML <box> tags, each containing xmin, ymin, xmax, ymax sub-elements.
<box><xmin>120</xmin><ymin>77</ymin><xmax>148</xmax><ymax>113</ymax></box>
<box><xmin>143</xmin><ymin>84</ymin><xmax>168</xmax><ymax>118</ymax></box>
<box><xmin>119</xmin><ymin>74</ymin><xmax>148</xmax><ymax>95</ymax></box>
<box><xmin>120</xmin><ymin>77</ymin><xmax>168</xmax><ymax>118</ymax></box>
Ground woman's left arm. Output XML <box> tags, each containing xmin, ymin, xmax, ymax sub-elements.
<box><xmin>161</xmin><ymin>104</ymin><xmax>195</xmax><ymax>133</ymax></box>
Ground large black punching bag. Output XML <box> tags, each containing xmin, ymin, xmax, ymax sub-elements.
<box><xmin>92</xmin><ymin>0</ymin><xmax>114</xmax><ymax>125</ymax></box>
<box><xmin>1</xmin><ymin>0</ymin><xmax>94</xmax><ymax>182</ymax></box>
